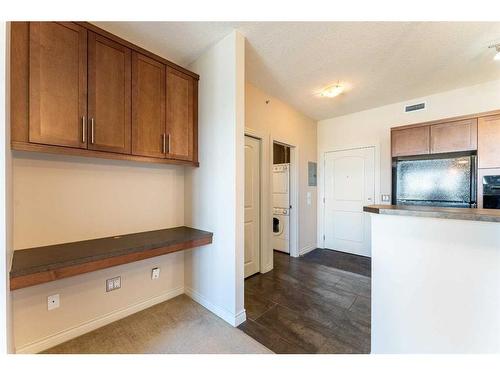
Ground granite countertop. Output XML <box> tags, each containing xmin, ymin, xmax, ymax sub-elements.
<box><xmin>363</xmin><ymin>205</ymin><xmax>500</xmax><ymax>223</ymax></box>
<box><xmin>10</xmin><ymin>226</ymin><xmax>213</xmax><ymax>279</ymax></box>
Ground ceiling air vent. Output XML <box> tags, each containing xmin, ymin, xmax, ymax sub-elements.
<box><xmin>404</xmin><ymin>102</ymin><xmax>426</xmax><ymax>113</ymax></box>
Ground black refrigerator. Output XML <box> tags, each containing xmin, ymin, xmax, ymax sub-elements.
<box><xmin>392</xmin><ymin>152</ymin><xmax>477</xmax><ymax>208</ymax></box>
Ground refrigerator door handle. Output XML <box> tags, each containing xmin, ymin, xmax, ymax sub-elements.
<box><xmin>470</xmin><ymin>155</ymin><xmax>477</xmax><ymax>206</ymax></box>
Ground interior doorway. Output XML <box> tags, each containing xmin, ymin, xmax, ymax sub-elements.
<box><xmin>272</xmin><ymin>141</ymin><xmax>298</xmax><ymax>257</ymax></box>
<box><xmin>272</xmin><ymin>142</ymin><xmax>291</xmax><ymax>255</ymax></box>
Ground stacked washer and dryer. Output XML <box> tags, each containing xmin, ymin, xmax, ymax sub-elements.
<box><xmin>272</xmin><ymin>163</ymin><xmax>290</xmax><ymax>253</ymax></box>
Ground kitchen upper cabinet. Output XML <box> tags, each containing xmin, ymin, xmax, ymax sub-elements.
<box><xmin>29</xmin><ymin>22</ymin><xmax>87</xmax><ymax>148</ymax></box>
<box><xmin>430</xmin><ymin>119</ymin><xmax>477</xmax><ymax>154</ymax></box>
<box><xmin>478</xmin><ymin>114</ymin><xmax>500</xmax><ymax>169</ymax></box>
<box><xmin>166</xmin><ymin>67</ymin><xmax>195</xmax><ymax>161</ymax></box>
<box><xmin>132</xmin><ymin>52</ymin><xmax>166</xmax><ymax>158</ymax></box>
<box><xmin>391</xmin><ymin>126</ymin><xmax>430</xmax><ymax>157</ymax></box>
<box><xmin>88</xmin><ymin>32</ymin><xmax>132</xmax><ymax>154</ymax></box>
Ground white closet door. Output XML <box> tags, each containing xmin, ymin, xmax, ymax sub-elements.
<box><xmin>244</xmin><ymin>136</ymin><xmax>261</xmax><ymax>277</ymax></box>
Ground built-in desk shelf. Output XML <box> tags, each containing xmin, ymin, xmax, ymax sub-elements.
<box><xmin>10</xmin><ymin>227</ymin><xmax>213</xmax><ymax>290</ymax></box>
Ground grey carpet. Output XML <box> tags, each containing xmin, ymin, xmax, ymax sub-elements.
<box><xmin>43</xmin><ymin>294</ymin><xmax>272</xmax><ymax>354</ymax></box>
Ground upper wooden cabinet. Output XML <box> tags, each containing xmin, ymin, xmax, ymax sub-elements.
<box><xmin>430</xmin><ymin>119</ymin><xmax>477</xmax><ymax>154</ymax></box>
<box><xmin>391</xmin><ymin>126</ymin><xmax>430</xmax><ymax>157</ymax></box>
<box><xmin>11</xmin><ymin>21</ymin><xmax>199</xmax><ymax>167</ymax></box>
<box><xmin>88</xmin><ymin>32</ymin><xmax>132</xmax><ymax>154</ymax></box>
<box><xmin>392</xmin><ymin>118</ymin><xmax>480</xmax><ymax>157</ymax></box>
<box><xmin>132</xmin><ymin>52</ymin><xmax>166</xmax><ymax>158</ymax></box>
<box><xmin>166</xmin><ymin>67</ymin><xmax>195</xmax><ymax>161</ymax></box>
<box><xmin>29</xmin><ymin>22</ymin><xmax>87</xmax><ymax>149</ymax></box>
<box><xmin>478</xmin><ymin>115</ymin><xmax>500</xmax><ymax>169</ymax></box>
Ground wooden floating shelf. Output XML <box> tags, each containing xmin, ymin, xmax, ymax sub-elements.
<box><xmin>10</xmin><ymin>226</ymin><xmax>213</xmax><ymax>290</ymax></box>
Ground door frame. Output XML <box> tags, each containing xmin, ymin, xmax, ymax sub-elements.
<box><xmin>272</xmin><ymin>138</ymin><xmax>299</xmax><ymax>258</ymax></box>
<box><xmin>244</xmin><ymin>129</ymin><xmax>271</xmax><ymax>273</ymax></box>
<box><xmin>320</xmin><ymin>145</ymin><xmax>380</xmax><ymax>250</ymax></box>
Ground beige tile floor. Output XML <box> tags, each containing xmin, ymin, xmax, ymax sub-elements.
<box><xmin>43</xmin><ymin>294</ymin><xmax>272</xmax><ymax>354</ymax></box>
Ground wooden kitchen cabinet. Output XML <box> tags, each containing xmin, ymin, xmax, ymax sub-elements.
<box><xmin>166</xmin><ymin>67</ymin><xmax>195</xmax><ymax>161</ymax></box>
<box><xmin>132</xmin><ymin>52</ymin><xmax>166</xmax><ymax>158</ymax></box>
<box><xmin>88</xmin><ymin>32</ymin><xmax>132</xmax><ymax>154</ymax></box>
<box><xmin>430</xmin><ymin>118</ymin><xmax>477</xmax><ymax>154</ymax></box>
<box><xmin>11</xmin><ymin>21</ymin><xmax>200</xmax><ymax>167</ymax></box>
<box><xmin>478</xmin><ymin>114</ymin><xmax>500</xmax><ymax>169</ymax></box>
<box><xmin>29</xmin><ymin>22</ymin><xmax>88</xmax><ymax>149</ymax></box>
<box><xmin>391</xmin><ymin>126</ymin><xmax>430</xmax><ymax>157</ymax></box>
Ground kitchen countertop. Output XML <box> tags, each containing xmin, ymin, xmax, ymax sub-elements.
<box><xmin>10</xmin><ymin>226</ymin><xmax>213</xmax><ymax>290</ymax></box>
<box><xmin>363</xmin><ymin>205</ymin><xmax>500</xmax><ymax>223</ymax></box>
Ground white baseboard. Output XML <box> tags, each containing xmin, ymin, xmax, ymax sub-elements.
<box><xmin>299</xmin><ymin>244</ymin><xmax>317</xmax><ymax>256</ymax></box>
<box><xmin>16</xmin><ymin>286</ymin><xmax>185</xmax><ymax>354</ymax></box>
<box><xmin>261</xmin><ymin>263</ymin><xmax>273</xmax><ymax>274</ymax></box>
<box><xmin>234</xmin><ymin>309</ymin><xmax>247</xmax><ymax>326</ymax></box>
<box><xmin>184</xmin><ymin>286</ymin><xmax>245</xmax><ymax>327</ymax></box>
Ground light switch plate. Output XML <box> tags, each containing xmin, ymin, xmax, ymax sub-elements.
<box><xmin>47</xmin><ymin>294</ymin><xmax>60</xmax><ymax>310</ymax></box>
<box><xmin>151</xmin><ymin>267</ymin><xmax>160</xmax><ymax>280</ymax></box>
<box><xmin>381</xmin><ymin>194</ymin><xmax>391</xmax><ymax>202</ymax></box>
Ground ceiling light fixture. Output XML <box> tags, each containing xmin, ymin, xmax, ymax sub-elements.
<box><xmin>489</xmin><ymin>43</ymin><xmax>500</xmax><ymax>61</ymax></box>
<box><xmin>320</xmin><ymin>83</ymin><xmax>344</xmax><ymax>98</ymax></box>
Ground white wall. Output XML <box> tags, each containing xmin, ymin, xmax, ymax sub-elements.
<box><xmin>1</xmin><ymin>21</ymin><xmax>13</xmax><ymax>354</ymax></box>
<box><xmin>245</xmin><ymin>83</ymin><xmax>317</xmax><ymax>263</ymax></box>
<box><xmin>184</xmin><ymin>31</ymin><xmax>246</xmax><ymax>326</ymax></box>
<box><xmin>317</xmin><ymin>79</ymin><xmax>500</xmax><ymax>247</ymax></box>
<box><xmin>12</xmin><ymin>154</ymin><xmax>184</xmax><ymax>249</ymax></box>
<box><xmin>11</xmin><ymin>154</ymin><xmax>186</xmax><ymax>353</ymax></box>
<box><xmin>371</xmin><ymin>213</ymin><xmax>500</xmax><ymax>353</ymax></box>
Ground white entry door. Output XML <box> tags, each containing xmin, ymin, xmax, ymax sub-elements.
<box><xmin>244</xmin><ymin>136</ymin><xmax>261</xmax><ymax>277</ymax></box>
<box><xmin>324</xmin><ymin>147</ymin><xmax>375</xmax><ymax>257</ymax></box>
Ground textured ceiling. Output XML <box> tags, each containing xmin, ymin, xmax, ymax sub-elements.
<box><xmin>93</xmin><ymin>22</ymin><xmax>500</xmax><ymax>120</ymax></box>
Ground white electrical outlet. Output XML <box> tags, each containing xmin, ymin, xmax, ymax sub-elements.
<box><xmin>47</xmin><ymin>294</ymin><xmax>60</xmax><ymax>310</ymax></box>
<box><xmin>151</xmin><ymin>267</ymin><xmax>160</xmax><ymax>280</ymax></box>
<box><xmin>381</xmin><ymin>194</ymin><xmax>391</xmax><ymax>203</ymax></box>
<box><xmin>107</xmin><ymin>279</ymin><xmax>114</xmax><ymax>291</ymax></box>
<box><xmin>106</xmin><ymin>276</ymin><xmax>121</xmax><ymax>292</ymax></box>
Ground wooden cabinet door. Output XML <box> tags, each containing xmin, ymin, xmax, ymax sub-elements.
<box><xmin>430</xmin><ymin>119</ymin><xmax>477</xmax><ymax>154</ymax></box>
<box><xmin>391</xmin><ymin>126</ymin><xmax>430</xmax><ymax>157</ymax></box>
<box><xmin>478</xmin><ymin>115</ymin><xmax>500</xmax><ymax>169</ymax></box>
<box><xmin>166</xmin><ymin>67</ymin><xmax>194</xmax><ymax>161</ymax></box>
<box><xmin>132</xmin><ymin>53</ymin><xmax>166</xmax><ymax>158</ymax></box>
<box><xmin>29</xmin><ymin>22</ymin><xmax>87</xmax><ymax>148</ymax></box>
<box><xmin>88</xmin><ymin>32</ymin><xmax>131</xmax><ymax>154</ymax></box>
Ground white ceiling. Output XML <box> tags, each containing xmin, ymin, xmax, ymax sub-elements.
<box><xmin>93</xmin><ymin>22</ymin><xmax>500</xmax><ymax>120</ymax></box>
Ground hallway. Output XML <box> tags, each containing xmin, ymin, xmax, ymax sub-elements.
<box><xmin>238</xmin><ymin>250</ymin><xmax>371</xmax><ymax>353</ymax></box>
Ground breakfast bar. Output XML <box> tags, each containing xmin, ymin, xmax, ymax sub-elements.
<box><xmin>364</xmin><ymin>204</ymin><xmax>500</xmax><ymax>353</ymax></box>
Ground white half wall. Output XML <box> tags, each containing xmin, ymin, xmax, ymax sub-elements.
<box><xmin>317</xmin><ymin>79</ymin><xmax>500</xmax><ymax>248</ymax></box>
<box><xmin>370</xmin><ymin>213</ymin><xmax>500</xmax><ymax>353</ymax></box>
<box><xmin>184</xmin><ymin>31</ymin><xmax>246</xmax><ymax>326</ymax></box>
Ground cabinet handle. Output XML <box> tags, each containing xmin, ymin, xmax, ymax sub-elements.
<box><xmin>162</xmin><ymin>134</ymin><xmax>166</xmax><ymax>154</ymax></box>
<box><xmin>82</xmin><ymin>116</ymin><xmax>86</xmax><ymax>143</ymax></box>
<box><xmin>167</xmin><ymin>134</ymin><xmax>171</xmax><ymax>154</ymax></box>
<box><xmin>90</xmin><ymin>118</ymin><xmax>95</xmax><ymax>144</ymax></box>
